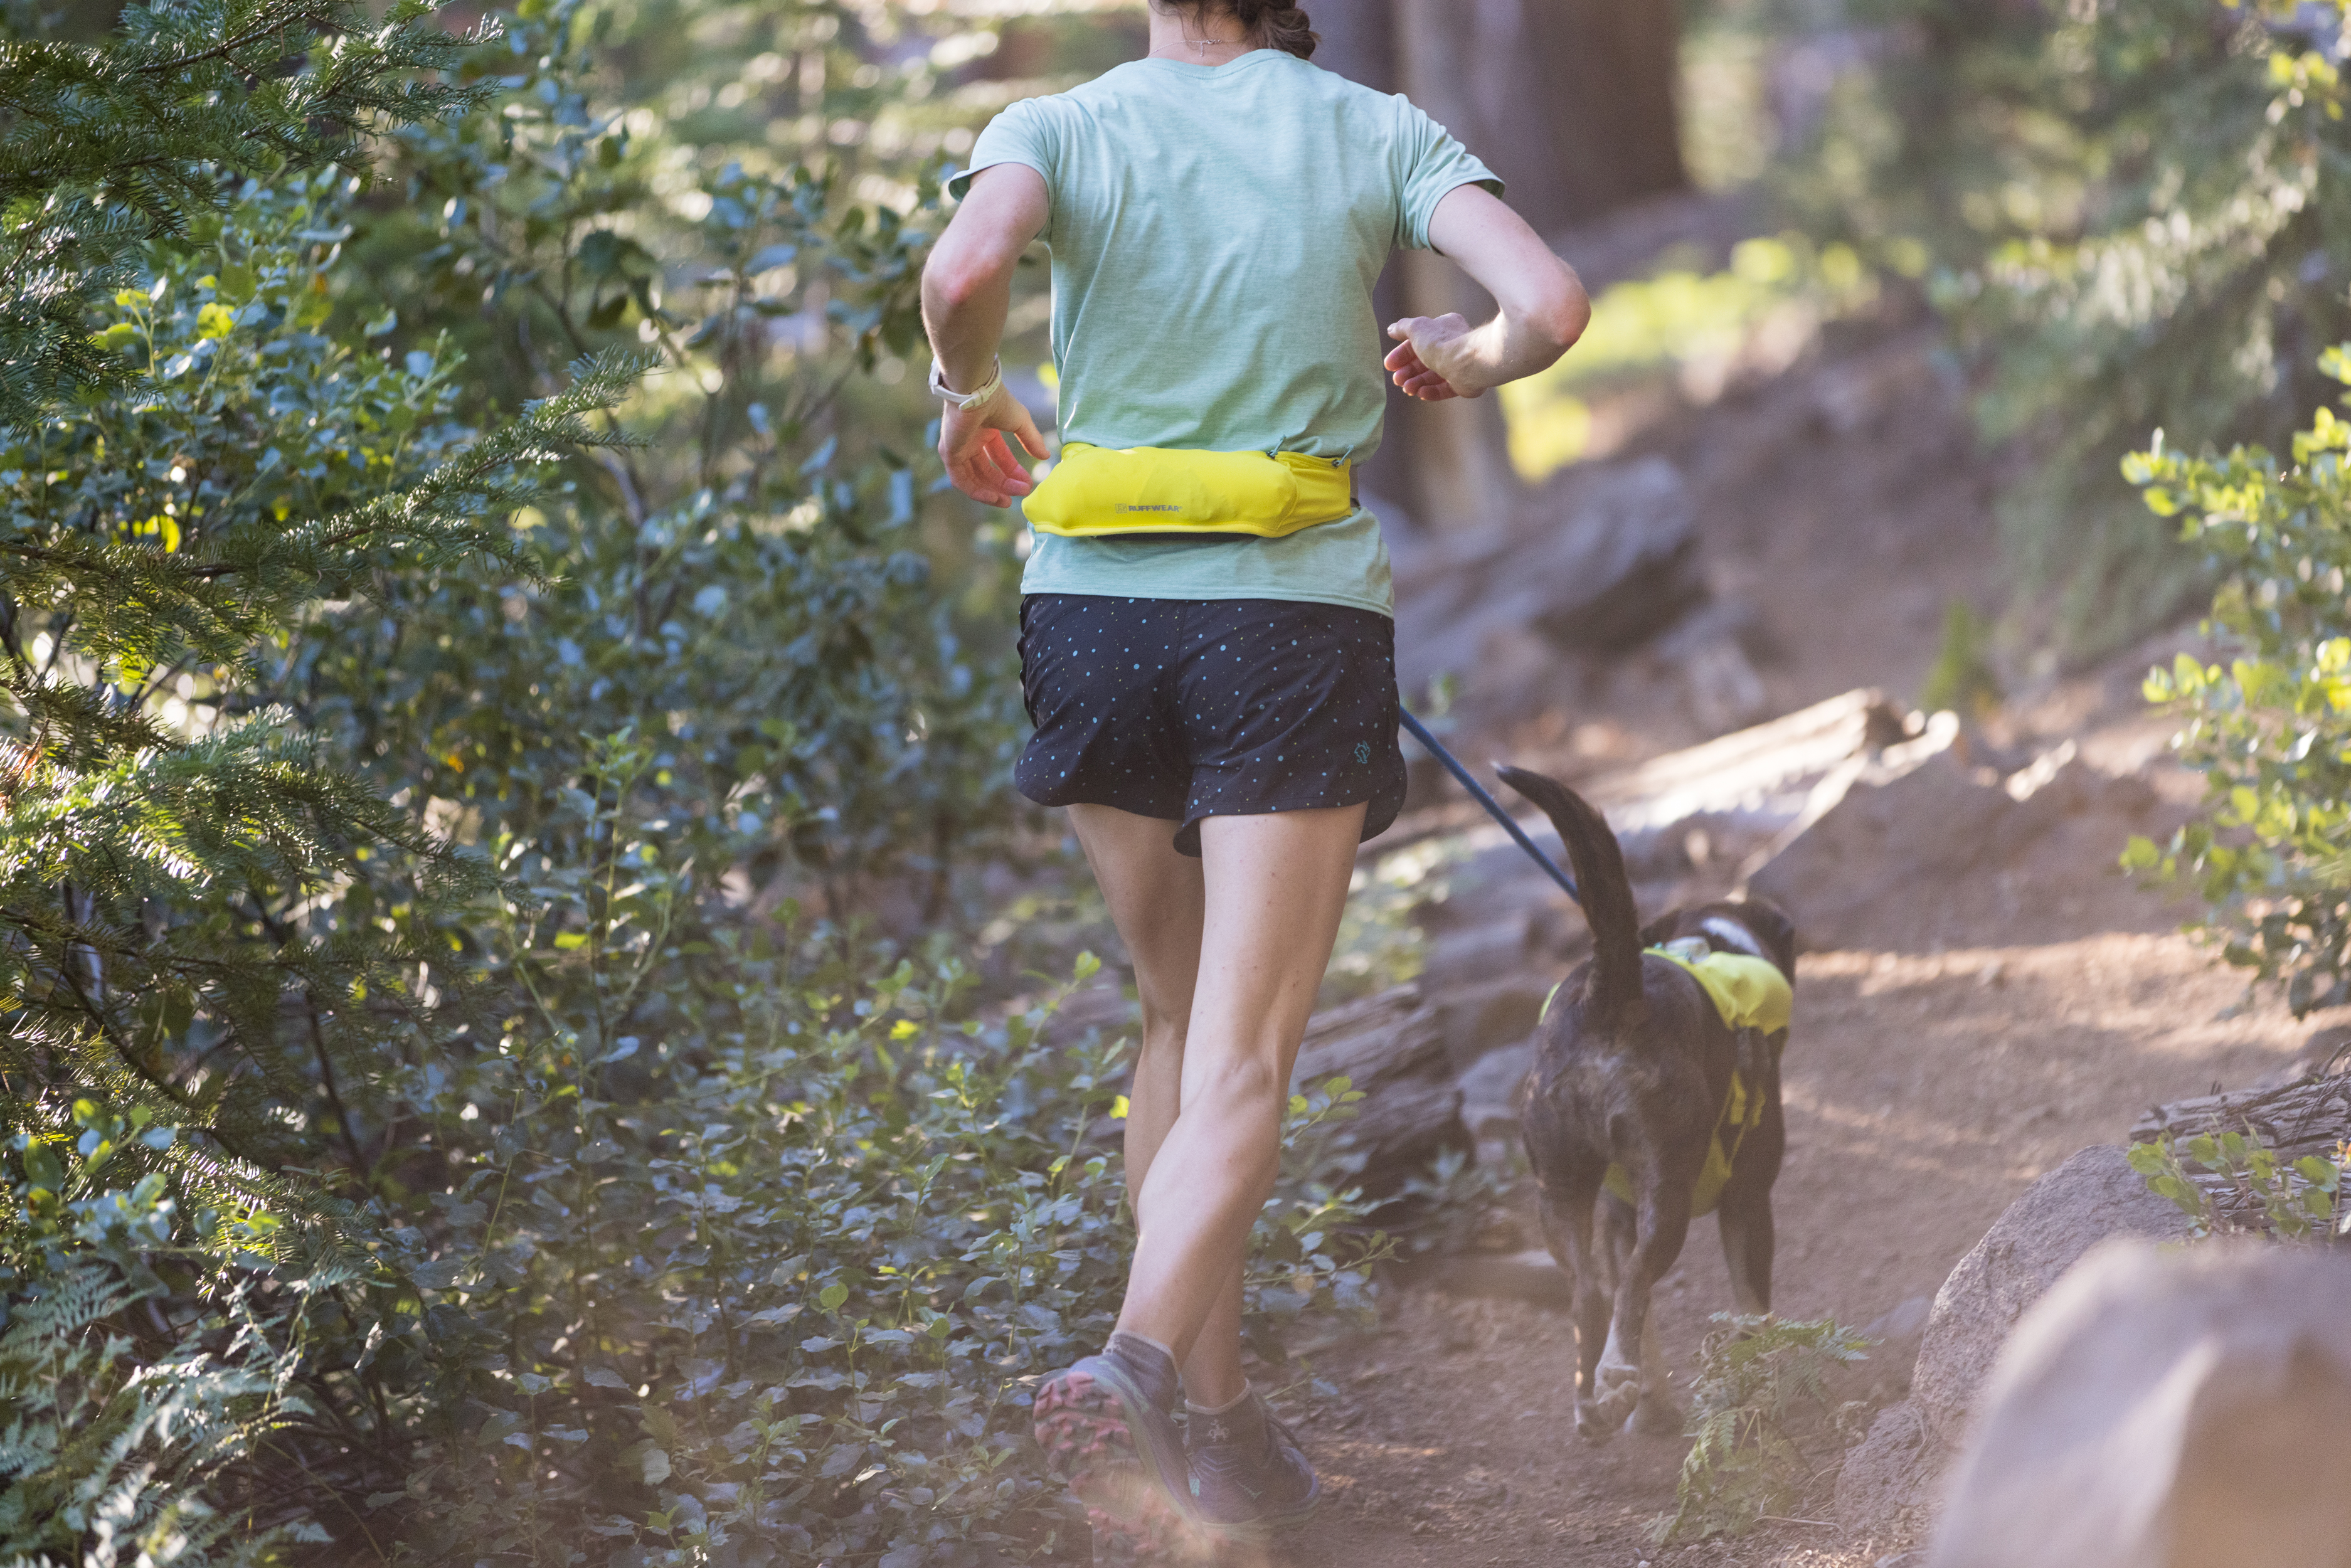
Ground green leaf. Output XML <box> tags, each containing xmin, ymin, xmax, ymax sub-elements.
<box><xmin>22</xmin><ymin>1140</ymin><xmax>64</xmax><ymax>1190</ymax></box>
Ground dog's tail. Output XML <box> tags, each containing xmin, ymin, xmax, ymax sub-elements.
<box><xmin>1497</xmin><ymin>765</ymin><xmax>1643</xmax><ymax>1022</ymax></box>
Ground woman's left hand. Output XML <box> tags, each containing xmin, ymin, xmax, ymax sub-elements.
<box><xmin>1384</xmin><ymin>313</ymin><xmax>1484</xmax><ymax>401</ymax></box>
<box><xmin>940</xmin><ymin>386</ymin><xmax>1050</xmax><ymax>507</ymax></box>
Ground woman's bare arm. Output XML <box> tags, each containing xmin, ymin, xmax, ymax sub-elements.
<box><xmin>1384</xmin><ymin>183</ymin><xmax>1589</xmax><ymax>401</ymax></box>
<box><xmin>921</xmin><ymin>162</ymin><xmax>1053</xmax><ymax>506</ymax></box>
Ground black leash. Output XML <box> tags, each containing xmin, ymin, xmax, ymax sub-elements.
<box><xmin>1396</xmin><ymin>706</ymin><xmax>1581</xmax><ymax>905</ymax></box>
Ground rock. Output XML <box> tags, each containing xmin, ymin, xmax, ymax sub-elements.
<box><xmin>1652</xmin><ymin>598</ymin><xmax>1775</xmax><ymax>734</ymax></box>
<box><xmin>1911</xmin><ymin>1145</ymin><xmax>2199</xmax><ymax>1437</ymax></box>
<box><xmin>1837</xmin><ymin>1401</ymin><xmax>1936</xmax><ymax>1543</ymax></box>
<box><xmin>1929</xmin><ymin>1240</ymin><xmax>2351</xmax><ymax>1568</ymax></box>
<box><xmin>1746</xmin><ymin>750</ymin><xmax>2066</xmax><ymax>950</ymax></box>
<box><xmin>1433</xmin><ymin>1246</ymin><xmax>1573</xmax><ymax>1308</ymax></box>
<box><xmin>1433</xmin><ymin>979</ymin><xmax>1547</xmax><ymax>1073</ymax></box>
<box><xmin>1292</xmin><ymin>985</ymin><xmax>1469</xmax><ymax>1195</ymax></box>
<box><xmin>1418</xmin><ymin>911</ymin><xmax>1539</xmax><ymax>993</ymax></box>
<box><xmin>1590</xmin><ymin>686</ymin><xmax>1911</xmax><ymax>834</ymax></box>
<box><xmin>1457</xmin><ymin>1037</ymin><xmax>1536</xmax><ymax>1142</ymax></box>
<box><xmin>1811</xmin><ymin>332</ymin><xmax>1941</xmax><ymax>438</ymax></box>
<box><xmin>1394</xmin><ymin>457</ymin><xmax>1704</xmax><ymax>696</ymax></box>
<box><xmin>1834</xmin><ymin>1145</ymin><xmax>2199</xmax><ymax>1538</ymax></box>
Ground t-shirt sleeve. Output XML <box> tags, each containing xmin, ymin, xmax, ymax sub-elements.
<box><xmin>1393</xmin><ymin>98</ymin><xmax>1503</xmax><ymax>252</ymax></box>
<box><xmin>947</xmin><ymin>97</ymin><xmax>1056</xmax><ymax>208</ymax></box>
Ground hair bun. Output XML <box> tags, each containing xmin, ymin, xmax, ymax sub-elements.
<box><xmin>1233</xmin><ymin>0</ymin><xmax>1317</xmax><ymax>59</ymax></box>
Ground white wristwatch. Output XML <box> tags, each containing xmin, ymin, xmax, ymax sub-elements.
<box><xmin>928</xmin><ymin>357</ymin><xmax>1004</xmax><ymax>411</ymax></box>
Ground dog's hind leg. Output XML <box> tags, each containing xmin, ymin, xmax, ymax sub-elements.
<box><xmin>1592</xmin><ymin>1186</ymin><xmax>1692</xmax><ymax>1434</ymax></box>
<box><xmin>1542</xmin><ymin>1180</ymin><xmax>1616</xmax><ymax>1443</ymax></box>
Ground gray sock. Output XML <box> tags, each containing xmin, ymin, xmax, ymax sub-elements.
<box><xmin>1187</xmin><ymin>1384</ymin><xmax>1267</xmax><ymax>1454</ymax></box>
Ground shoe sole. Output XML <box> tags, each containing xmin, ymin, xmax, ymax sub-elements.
<box><xmin>1196</xmin><ymin>1480</ymin><xmax>1322</xmax><ymax>1544</ymax></box>
<box><xmin>1034</xmin><ymin>1366</ymin><xmax>1198</xmax><ymax>1560</ymax></box>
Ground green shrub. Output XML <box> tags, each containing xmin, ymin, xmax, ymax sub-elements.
<box><xmin>342</xmin><ymin>938</ymin><xmax>1382</xmax><ymax>1565</ymax></box>
<box><xmin>1</xmin><ymin>5</ymin><xmax>1430</xmax><ymax>1562</ymax></box>
<box><xmin>1918</xmin><ymin>600</ymin><xmax>2000</xmax><ymax>719</ymax></box>
<box><xmin>1653</xmin><ymin>1313</ymin><xmax>1872</xmax><ymax>1545</ymax></box>
<box><xmin>2124</xmin><ymin>344</ymin><xmax>2351</xmax><ymax>1013</ymax></box>
<box><xmin>2128</xmin><ymin>1130</ymin><xmax>2350</xmax><ymax>1242</ymax></box>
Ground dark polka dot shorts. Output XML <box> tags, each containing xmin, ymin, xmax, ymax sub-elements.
<box><xmin>1014</xmin><ymin>593</ymin><xmax>1408</xmax><ymax>857</ymax></box>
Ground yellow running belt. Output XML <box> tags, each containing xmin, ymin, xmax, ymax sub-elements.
<box><xmin>1022</xmin><ymin>442</ymin><xmax>1354</xmax><ymax>539</ymax></box>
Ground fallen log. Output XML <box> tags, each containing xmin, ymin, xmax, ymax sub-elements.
<box><xmin>2130</xmin><ymin>1059</ymin><xmax>2351</xmax><ymax>1165</ymax></box>
<box><xmin>1290</xmin><ymin>983</ymin><xmax>1469</xmax><ymax>1196</ymax></box>
<box><xmin>2125</xmin><ymin>1058</ymin><xmax>2351</xmax><ymax>1236</ymax></box>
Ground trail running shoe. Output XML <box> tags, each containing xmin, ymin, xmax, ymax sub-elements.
<box><xmin>1186</xmin><ymin>1390</ymin><xmax>1322</xmax><ymax>1539</ymax></box>
<box><xmin>1032</xmin><ymin>1340</ymin><xmax>1196</xmax><ymax>1559</ymax></box>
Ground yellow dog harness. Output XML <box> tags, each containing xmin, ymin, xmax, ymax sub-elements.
<box><xmin>1539</xmin><ymin>943</ymin><xmax>1793</xmax><ymax>1217</ymax></box>
<box><xmin>1022</xmin><ymin>442</ymin><xmax>1355</xmax><ymax>539</ymax></box>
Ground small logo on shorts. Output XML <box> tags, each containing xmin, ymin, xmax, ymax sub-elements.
<box><xmin>1354</xmin><ymin>741</ymin><xmax>1371</xmax><ymax>764</ymax></box>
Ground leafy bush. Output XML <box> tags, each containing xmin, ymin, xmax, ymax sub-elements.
<box><xmin>2123</xmin><ymin>344</ymin><xmax>2351</xmax><ymax>1012</ymax></box>
<box><xmin>1653</xmin><ymin>1312</ymin><xmax>1871</xmax><ymax>1545</ymax></box>
<box><xmin>0</xmin><ymin>1261</ymin><xmax>332</xmax><ymax>1568</ymax></box>
<box><xmin>3</xmin><ymin>6</ymin><xmax>1415</xmax><ymax>1565</ymax></box>
<box><xmin>2128</xmin><ymin>1130</ymin><xmax>2351</xmax><ymax>1242</ymax></box>
<box><xmin>343</xmin><ymin>938</ymin><xmax>1381</xmax><ymax>1566</ymax></box>
<box><xmin>1918</xmin><ymin>600</ymin><xmax>2000</xmax><ymax>719</ymax></box>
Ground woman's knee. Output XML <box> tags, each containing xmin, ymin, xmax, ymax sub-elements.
<box><xmin>1184</xmin><ymin>1052</ymin><xmax>1287</xmax><ymax>1120</ymax></box>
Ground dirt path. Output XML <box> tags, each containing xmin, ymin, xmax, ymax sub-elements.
<box><xmin>1270</xmin><ymin>909</ymin><xmax>2335</xmax><ymax>1568</ymax></box>
<box><xmin>1222</xmin><ymin>315</ymin><xmax>2334</xmax><ymax>1568</ymax></box>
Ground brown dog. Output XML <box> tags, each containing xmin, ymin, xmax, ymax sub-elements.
<box><xmin>1499</xmin><ymin>765</ymin><xmax>1796</xmax><ymax>1441</ymax></box>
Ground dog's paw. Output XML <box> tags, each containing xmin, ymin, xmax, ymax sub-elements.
<box><xmin>1589</xmin><ymin>1357</ymin><xmax>1642</xmax><ymax>1429</ymax></box>
<box><xmin>1627</xmin><ymin>1392</ymin><xmax>1684</xmax><ymax>1438</ymax></box>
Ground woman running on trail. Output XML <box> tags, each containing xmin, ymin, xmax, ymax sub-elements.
<box><xmin>920</xmin><ymin>0</ymin><xmax>1586</xmax><ymax>1550</ymax></box>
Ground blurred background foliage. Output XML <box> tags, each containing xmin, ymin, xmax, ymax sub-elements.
<box><xmin>1739</xmin><ymin>0</ymin><xmax>2351</xmax><ymax>658</ymax></box>
<box><xmin>9</xmin><ymin>0</ymin><xmax>2351</xmax><ymax>1562</ymax></box>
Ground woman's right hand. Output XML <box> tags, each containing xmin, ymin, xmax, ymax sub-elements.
<box><xmin>940</xmin><ymin>386</ymin><xmax>1050</xmax><ymax>508</ymax></box>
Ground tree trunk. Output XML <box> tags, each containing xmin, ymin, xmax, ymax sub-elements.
<box><xmin>1530</xmin><ymin>1</ymin><xmax>1688</xmax><ymax>229</ymax></box>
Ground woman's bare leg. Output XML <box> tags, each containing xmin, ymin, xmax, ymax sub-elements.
<box><xmin>1114</xmin><ymin>804</ymin><xmax>1364</xmax><ymax>1369</ymax></box>
<box><xmin>1064</xmin><ymin>805</ymin><xmax>1243</xmax><ymax>1399</ymax></box>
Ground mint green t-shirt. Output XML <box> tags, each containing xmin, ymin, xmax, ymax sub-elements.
<box><xmin>948</xmin><ymin>50</ymin><xmax>1499</xmax><ymax>617</ymax></box>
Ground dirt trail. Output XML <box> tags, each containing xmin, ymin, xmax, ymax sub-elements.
<box><xmin>1233</xmin><ymin>316</ymin><xmax>2333</xmax><ymax>1567</ymax></box>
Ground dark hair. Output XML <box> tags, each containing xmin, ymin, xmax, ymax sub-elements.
<box><xmin>1159</xmin><ymin>1</ymin><xmax>1318</xmax><ymax>60</ymax></box>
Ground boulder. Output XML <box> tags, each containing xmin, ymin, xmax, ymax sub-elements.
<box><xmin>1929</xmin><ymin>1240</ymin><xmax>2351</xmax><ymax>1568</ymax></box>
<box><xmin>1746</xmin><ymin>749</ymin><xmax>2078</xmax><ymax>949</ymax></box>
<box><xmin>1457</xmin><ymin>1037</ymin><xmax>1537</xmax><ymax>1142</ymax></box>
<box><xmin>1433</xmin><ymin>978</ymin><xmax>1549</xmax><ymax>1073</ymax></box>
<box><xmin>1834</xmin><ymin>1145</ymin><xmax>2199</xmax><ymax>1537</ymax></box>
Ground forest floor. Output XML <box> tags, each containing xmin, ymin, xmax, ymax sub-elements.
<box><xmin>1205</xmin><ymin>282</ymin><xmax>2340</xmax><ymax>1568</ymax></box>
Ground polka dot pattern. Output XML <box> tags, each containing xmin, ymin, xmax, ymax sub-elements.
<box><xmin>1014</xmin><ymin>593</ymin><xmax>1408</xmax><ymax>857</ymax></box>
